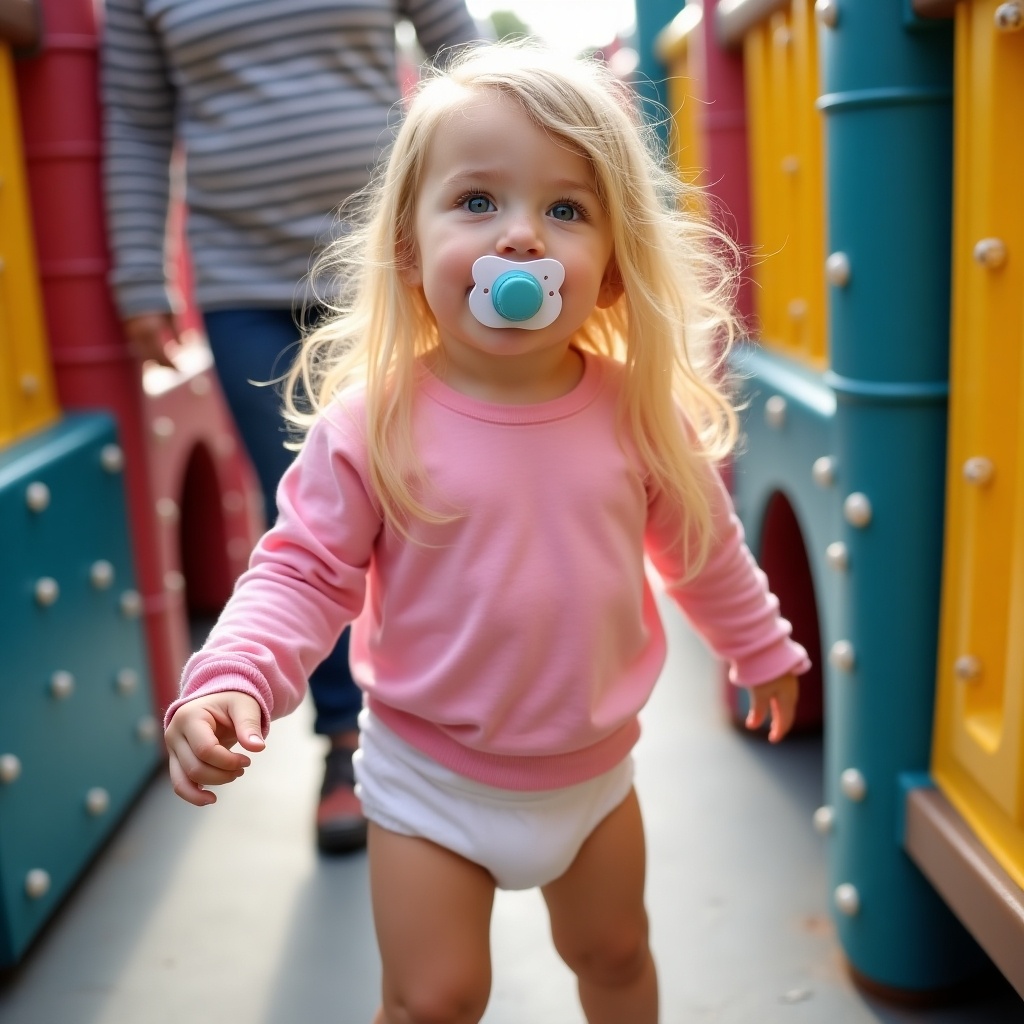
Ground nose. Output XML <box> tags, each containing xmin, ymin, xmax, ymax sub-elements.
<box><xmin>497</xmin><ymin>211</ymin><xmax>545</xmax><ymax>258</ymax></box>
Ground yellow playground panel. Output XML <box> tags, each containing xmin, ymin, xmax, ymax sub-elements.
<box><xmin>743</xmin><ymin>0</ymin><xmax>826</xmax><ymax>366</ymax></box>
<box><xmin>0</xmin><ymin>41</ymin><xmax>58</xmax><ymax>446</ymax></box>
<box><xmin>931</xmin><ymin>0</ymin><xmax>1024</xmax><ymax>890</ymax></box>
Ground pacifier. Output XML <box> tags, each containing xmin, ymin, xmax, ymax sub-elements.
<box><xmin>468</xmin><ymin>256</ymin><xmax>565</xmax><ymax>330</ymax></box>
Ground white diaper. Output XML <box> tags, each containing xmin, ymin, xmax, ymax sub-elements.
<box><xmin>353</xmin><ymin>709</ymin><xmax>634</xmax><ymax>891</ymax></box>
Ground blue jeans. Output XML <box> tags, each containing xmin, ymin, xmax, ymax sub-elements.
<box><xmin>204</xmin><ymin>308</ymin><xmax>362</xmax><ymax>736</ymax></box>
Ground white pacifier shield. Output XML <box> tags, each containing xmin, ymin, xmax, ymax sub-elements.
<box><xmin>468</xmin><ymin>256</ymin><xmax>565</xmax><ymax>330</ymax></box>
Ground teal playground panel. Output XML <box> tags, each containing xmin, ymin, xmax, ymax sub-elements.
<box><xmin>0</xmin><ymin>414</ymin><xmax>161</xmax><ymax>966</ymax></box>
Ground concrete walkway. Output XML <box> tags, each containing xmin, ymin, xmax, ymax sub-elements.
<box><xmin>1</xmin><ymin>600</ymin><xmax>1021</xmax><ymax>1023</ymax></box>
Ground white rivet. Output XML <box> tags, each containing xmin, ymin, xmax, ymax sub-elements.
<box><xmin>152</xmin><ymin>415</ymin><xmax>176</xmax><ymax>440</ymax></box>
<box><xmin>815</xmin><ymin>0</ymin><xmax>839</xmax><ymax>27</ymax></box>
<box><xmin>223</xmin><ymin>490</ymin><xmax>245</xmax><ymax>513</ymax></box>
<box><xmin>834</xmin><ymin>883</ymin><xmax>860</xmax><ymax>916</ymax></box>
<box><xmin>116</xmin><ymin>668</ymin><xmax>139</xmax><ymax>696</ymax></box>
<box><xmin>825</xmin><ymin>541</ymin><xmax>848</xmax><ymax>572</ymax></box>
<box><xmin>812</xmin><ymin>455</ymin><xmax>836</xmax><ymax>487</ymax></box>
<box><xmin>813</xmin><ymin>805</ymin><xmax>834</xmax><ymax>835</ymax></box>
<box><xmin>25</xmin><ymin>481</ymin><xmax>51</xmax><ymax>512</ymax></box>
<box><xmin>120</xmin><ymin>590</ymin><xmax>142</xmax><ymax>618</ymax></box>
<box><xmin>20</xmin><ymin>373</ymin><xmax>40</xmax><ymax>396</ymax></box>
<box><xmin>829</xmin><ymin>640</ymin><xmax>856</xmax><ymax>671</ymax></box>
<box><xmin>35</xmin><ymin>577</ymin><xmax>59</xmax><ymax>606</ymax></box>
<box><xmin>0</xmin><ymin>753</ymin><xmax>23</xmax><ymax>783</ymax></box>
<box><xmin>825</xmin><ymin>251</ymin><xmax>851</xmax><ymax>287</ymax></box>
<box><xmin>85</xmin><ymin>787</ymin><xmax>110</xmax><ymax>816</ymax></box>
<box><xmin>781</xmin><ymin>154</ymin><xmax>800</xmax><ymax>175</ymax></box>
<box><xmin>963</xmin><ymin>457</ymin><xmax>994</xmax><ymax>486</ymax></box>
<box><xmin>189</xmin><ymin>374</ymin><xmax>211</xmax><ymax>396</ymax></box>
<box><xmin>773</xmin><ymin>24</ymin><xmax>792</xmax><ymax>46</ymax></box>
<box><xmin>995</xmin><ymin>1</ymin><xmax>1023</xmax><ymax>31</ymax></box>
<box><xmin>156</xmin><ymin>497</ymin><xmax>180</xmax><ymax>522</ymax></box>
<box><xmin>50</xmin><ymin>670</ymin><xmax>75</xmax><ymax>699</ymax></box>
<box><xmin>25</xmin><ymin>869</ymin><xmax>51</xmax><ymax>900</ymax></box>
<box><xmin>954</xmin><ymin>655</ymin><xmax>982</xmax><ymax>682</ymax></box>
<box><xmin>137</xmin><ymin>716</ymin><xmax>158</xmax><ymax>742</ymax></box>
<box><xmin>100</xmin><ymin>444</ymin><xmax>125</xmax><ymax>473</ymax></box>
<box><xmin>840</xmin><ymin>768</ymin><xmax>867</xmax><ymax>802</ymax></box>
<box><xmin>90</xmin><ymin>560</ymin><xmax>115</xmax><ymax>590</ymax></box>
<box><xmin>164</xmin><ymin>569</ymin><xmax>186</xmax><ymax>592</ymax></box>
<box><xmin>843</xmin><ymin>493</ymin><xmax>872</xmax><ymax>528</ymax></box>
<box><xmin>765</xmin><ymin>395</ymin><xmax>787</xmax><ymax>429</ymax></box>
<box><xmin>973</xmin><ymin>237</ymin><xmax>1007</xmax><ymax>269</ymax></box>
<box><xmin>788</xmin><ymin>298</ymin><xmax>808</xmax><ymax>321</ymax></box>
<box><xmin>215</xmin><ymin>433</ymin><xmax>236</xmax><ymax>458</ymax></box>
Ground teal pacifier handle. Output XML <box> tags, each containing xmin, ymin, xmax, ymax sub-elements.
<box><xmin>491</xmin><ymin>271</ymin><xmax>544</xmax><ymax>321</ymax></box>
<box><xmin>468</xmin><ymin>256</ymin><xmax>565</xmax><ymax>330</ymax></box>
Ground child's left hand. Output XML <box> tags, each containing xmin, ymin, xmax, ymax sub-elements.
<box><xmin>744</xmin><ymin>673</ymin><xmax>799</xmax><ymax>743</ymax></box>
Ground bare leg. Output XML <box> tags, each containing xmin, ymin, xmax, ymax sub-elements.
<box><xmin>541</xmin><ymin>788</ymin><xmax>658</xmax><ymax>1024</ymax></box>
<box><xmin>368</xmin><ymin>823</ymin><xmax>496</xmax><ymax>1024</ymax></box>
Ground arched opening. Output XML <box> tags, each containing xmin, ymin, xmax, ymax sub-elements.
<box><xmin>758</xmin><ymin>490</ymin><xmax>824</xmax><ymax>730</ymax></box>
<box><xmin>178</xmin><ymin>442</ymin><xmax>235</xmax><ymax>617</ymax></box>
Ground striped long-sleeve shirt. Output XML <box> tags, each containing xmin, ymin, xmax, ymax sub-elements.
<box><xmin>101</xmin><ymin>0</ymin><xmax>481</xmax><ymax>317</ymax></box>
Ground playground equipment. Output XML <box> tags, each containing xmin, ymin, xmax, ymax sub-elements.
<box><xmin>0</xmin><ymin>0</ymin><xmax>262</xmax><ymax>965</ymax></box>
<box><xmin>653</xmin><ymin>0</ymin><xmax>1023</xmax><ymax>998</ymax></box>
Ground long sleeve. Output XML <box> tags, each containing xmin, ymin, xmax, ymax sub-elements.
<box><xmin>645</xmin><ymin>465</ymin><xmax>811</xmax><ymax>687</ymax></box>
<box><xmin>101</xmin><ymin>0</ymin><xmax>177</xmax><ymax>318</ymax></box>
<box><xmin>402</xmin><ymin>0</ymin><xmax>485</xmax><ymax>58</ymax></box>
<box><xmin>165</xmin><ymin>411</ymin><xmax>382</xmax><ymax>733</ymax></box>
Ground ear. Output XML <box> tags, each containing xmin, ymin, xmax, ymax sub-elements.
<box><xmin>596</xmin><ymin>258</ymin><xmax>624</xmax><ymax>309</ymax></box>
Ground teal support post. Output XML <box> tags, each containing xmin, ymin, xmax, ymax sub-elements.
<box><xmin>817</xmin><ymin>0</ymin><xmax>984</xmax><ymax>991</ymax></box>
<box><xmin>633</xmin><ymin>0</ymin><xmax>685</xmax><ymax>140</ymax></box>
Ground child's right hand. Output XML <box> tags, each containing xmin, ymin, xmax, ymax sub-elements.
<box><xmin>164</xmin><ymin>692</ymin><xmax>266</xmax><ymax>806</ymax></box>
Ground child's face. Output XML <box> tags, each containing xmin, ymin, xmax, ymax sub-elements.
<box><xmin>404</xmin><ymin>91</ymin><xmax>619</xmax><ymax>380</ymax></box>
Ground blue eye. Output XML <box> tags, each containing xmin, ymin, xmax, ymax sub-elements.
<box><xmin>549</xmin><ymin>201</ymin><xmax>583</xmax><ymax>222</ymax></box>
<box><xmin>463</xmin><ymin>195</ymin><xmax>494</xmax><ymax>214</ymax></box>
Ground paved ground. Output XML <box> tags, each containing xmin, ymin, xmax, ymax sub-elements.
<box><xmin>2</xmin><ymin>600</ymin><xmax>1021</xmax><ymax>1023</ymax></box>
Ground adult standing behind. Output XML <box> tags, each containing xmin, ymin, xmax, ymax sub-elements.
<box><xmin>100</xmin><ymin>0</ymin><xmax>483</xmax><ymax>854</ymax></box>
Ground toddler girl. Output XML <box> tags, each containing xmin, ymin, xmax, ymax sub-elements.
<box><xmin>164</xmin><ymin>42</ymin><xmax>810</xmax><ymax>1024</ymax></box>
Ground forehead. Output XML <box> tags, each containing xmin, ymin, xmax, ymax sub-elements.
<box><xmin>418</xmin><ymin>89</ymin><xmax>596</xmax><ymax>185</ymax></box>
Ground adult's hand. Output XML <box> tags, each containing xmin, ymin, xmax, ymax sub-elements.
<box><xmin>123</xmin><ymin>312</ymin><xmax>180</xmax><ymax>368</ymax></box>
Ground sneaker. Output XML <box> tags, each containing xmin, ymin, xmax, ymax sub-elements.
<box><xmin>316</xmin><ymin>745</ymin><xmax>368</xmax><ymax>854</ymax></box>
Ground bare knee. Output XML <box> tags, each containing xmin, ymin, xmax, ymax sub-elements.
<box><xmin>554</xmin><ymin>918</ymin><xmax>651</xmax><ymax>989</ymax></box>
<box><xmin>382</xmin><ymin>974</ymin><xmax>490</xmax><ymax>1024</ymax></box>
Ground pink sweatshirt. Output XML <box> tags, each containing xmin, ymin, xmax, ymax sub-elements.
<box><xmin>168</xmin><ymin>352</ymin><xmax>810</xmax><ymax>790</ymax></box>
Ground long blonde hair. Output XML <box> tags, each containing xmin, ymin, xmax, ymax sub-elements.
<box><xmin>286</xmin><ymin>42</ymin><xmax>741</xmax><ymax>570</ymax></box>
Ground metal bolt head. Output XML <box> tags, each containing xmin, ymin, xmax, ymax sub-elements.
<box><xmin>995</xmin><ymin>1</ymin><xmax>1023</xmax><ymax>31</ymax></box>
<box><xmin>825</xmin><ymin>251</ymin><xmax>851</xmax><ymax>287</ymax></box>
<box><xmin>840</xmin><ymin>768</ymin><xmax>867</xmax><ymax>802</ymax></box>
<box><xmin>120</xmin><ymin>590</ymin><xmax>143</xmax><ymax>618</ymax></box>
<box><xmin>85</xmin><ymin>787</ymin><xmax>110</xmax><ymax>816</ymax></box>
<box><xmin>116</xmin><ymin>668</ymin><xmax>139</xmax><ymax>696</ymax></box>
<box><xmin>825</xmin><ymin>541</ymin><xmax>848</xmax><ymax>572</ymax></box>
<box><xmin>829</xmin><ymin>640</ymin><xmax>856</xmax><ymax>671</ymax></box>
<box><xmin>812</xmin><ymin>456</ymin><xmax>836</xmax><ymax>488</ymax></box>
<box><xmin>156</xmin><ymin>497</ymin><xmax>180</xmax><ymax>522</ymax></box>
<box><xmin>973</xmin><ymin>237</ymin><xmax>1007</xmax><ymax>269</ymax></box>
<box><xmin>25</xmin><ymin>481</ymin><xmax>51</xmax><ymax>512</ymax></box>
<box><xmin>954</xmin><ymin>655</ymin><xmax>982</xmax><ymax>682</ymax></box>
<box><xmin>963</xmin><ymin>457</ymin><xmax>994</xmax><ymax>486</ymax></box>
<box><xmin>152</xmin><ymin>415</ymin><xmax>176</xmax><ymax>440</ymax></box>
<box><xmin>25</xmin><ymin>869</ymin><xmax>51</xmax><ymax>900</ymax></box>
<box><xmin>90</xmin><ymin>560</ymin><xmax>115</xmax><ymax>590</ymax></box>
<box><xmin>0</xmin><ymin>753</ymin><xmax>23</xmax><ymax>784</ymax></box>
<box><xmin>834</xmin><ymin>883</ymin><xmax>860</xmax><ymax>916</ymax></box>
<box><xmin>843</xmin><ymin>493</ymin><xmax>872</xmax><ymax>528</ymax></box>
<box><xmin>813</xmin><ymin>805</ymin><xmax>834</xmax><ymax>835</ymax></box>
<box><xmin>765</xmin><ymin>395</ymin><xmax>787</xmax><ymax>429</ymax></box>
<box><xmin>35</xmin><ymin>577</ymin><xmax>59</xmax><ymax>606</ymax></box>
<box><xmin>100</xmin><ymin>444</ymin><xmax>125</xmax><ymax>473</ymax></box>
<box><xmin>815</xmin><ymin>0</ymin><xmax>839</xmax><ymax>27</ymax></box>
<box><xmin>137</xmin><ymin>716</ymin><xmax>158</xmax><ymax>742</ymax></box>
<box><xmin>50</xmin><ymin>670</ymin><xmax>75</xmax><ymax>700</ymax></box>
